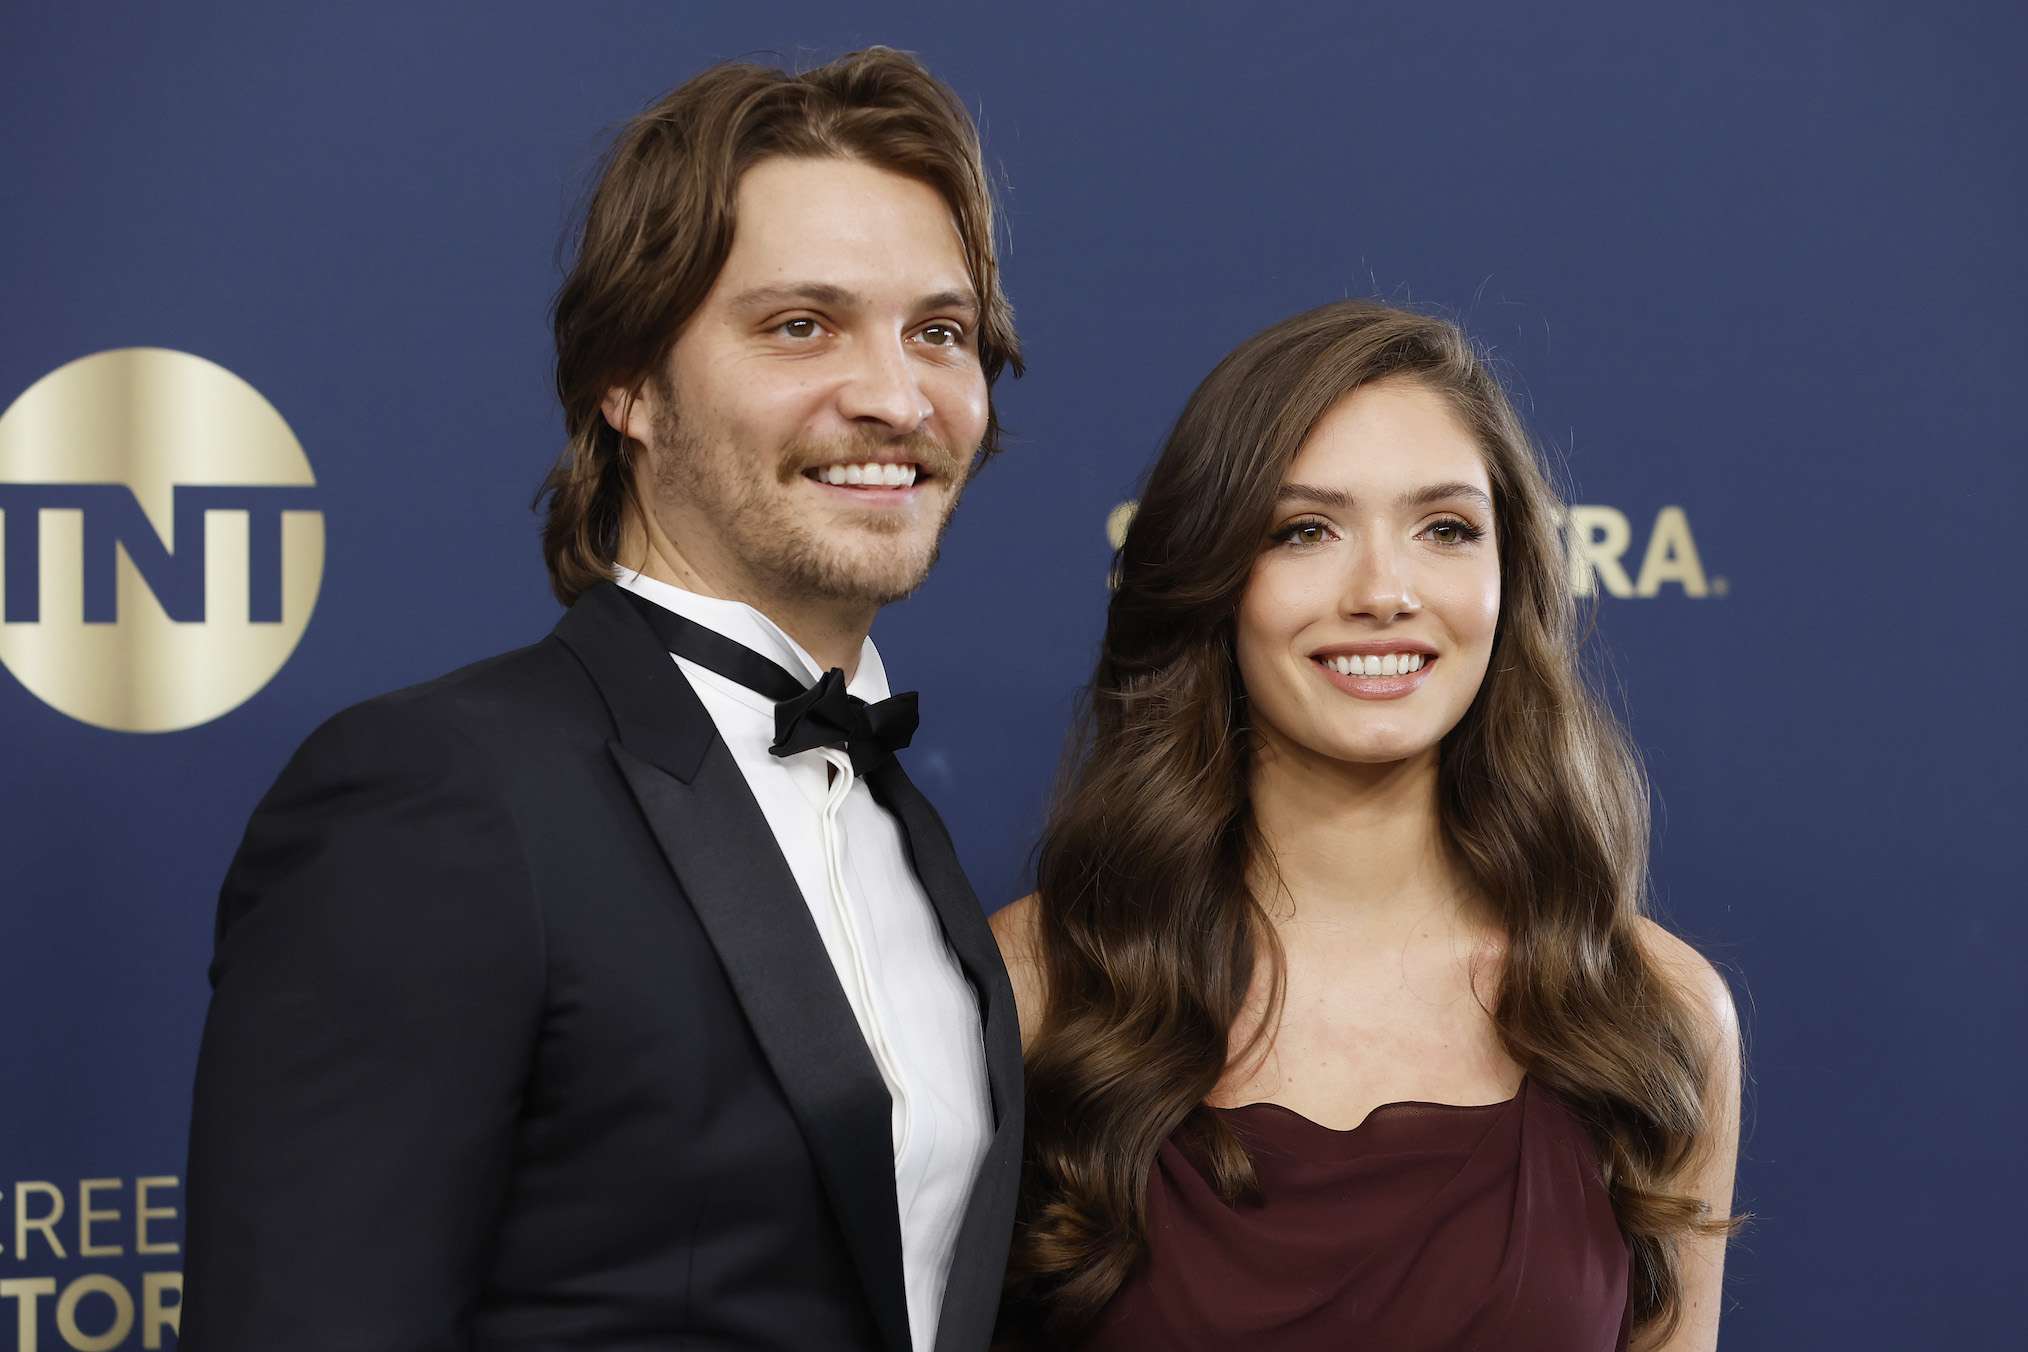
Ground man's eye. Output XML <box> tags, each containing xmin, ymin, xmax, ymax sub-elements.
<box><xmin>777</xmin><ymin>318</ymin><xmax>821</xmax><ymax>339</ymax></box>
<box><xmin>918</xmin><ymin>323</ymin><xmax>963</xmax><ymax>348</ymax></box>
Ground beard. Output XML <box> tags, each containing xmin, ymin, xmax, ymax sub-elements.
<box><xmin>648</xmin><ymin>401</ymin><xmax>974</xmax><ymax>608</ymax></box>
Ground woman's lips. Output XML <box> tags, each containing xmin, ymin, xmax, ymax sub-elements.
<box><xmin>1311</xmin><ymin>654</ymin><xmax>1437</xmax><ymax>701</ymax></box>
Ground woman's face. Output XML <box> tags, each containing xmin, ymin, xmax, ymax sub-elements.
<box><xmin>1235</xmin><ymin>378</ymin><xmax>1502</xmax><ymax>770</ymax></box>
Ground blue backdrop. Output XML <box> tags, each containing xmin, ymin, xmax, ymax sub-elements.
<box><xmin>4</xmin><ymin>3</ymin><xmax>2024</xmax><ymax>1347</ymax></box>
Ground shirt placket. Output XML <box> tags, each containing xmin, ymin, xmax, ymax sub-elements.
<box><xmin>813</xmin><ymin>746</ymin><xmax>913</xmax><ymax>1160</ymax></box>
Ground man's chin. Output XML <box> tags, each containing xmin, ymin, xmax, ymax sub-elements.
<box><xmin>772</xmin><ymin>537</ymin><xmax>941</xmax><ymax>607</ymax></box>
<box><xmin>830</xmin><ymin>556</ymin><xmax>939</xmax><ymax>605</ymax></box>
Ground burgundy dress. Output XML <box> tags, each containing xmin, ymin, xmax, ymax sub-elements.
<box><xmin>1082</xmin><ymin>1077</ymin><xmax>1632</xmax><ymax>1351</ymax></box>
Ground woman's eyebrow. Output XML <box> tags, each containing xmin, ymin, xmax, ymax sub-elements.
<box><xmin>1275</xmin><ymin>483</ymin><xmax>1353</xmax><ymax>509</ymax></box>
<box><xmin>1275</xmin><ymin>481</ymin><xmax>1492</xmax><ymax>512</ymax></box>
<box><xmin>1400</xmin><ymin>482</ymin><xmax>1493</xmax><ymax>512</ymax></box>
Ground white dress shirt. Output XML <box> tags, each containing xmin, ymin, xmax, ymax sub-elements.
<box><xmin>616</xmin><ymin>568</ymin><xmax>991</xmax><ymax>1352</ymax></box>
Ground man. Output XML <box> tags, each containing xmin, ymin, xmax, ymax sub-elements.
<box><xmin>182</xmin><ymin>48</ymin><xmax>1024</xmax><ymax>1352</ymax></box>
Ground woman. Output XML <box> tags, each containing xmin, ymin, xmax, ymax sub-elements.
<box><xmin>993</xmin><ymin>300</ymin><xmax>1740</xmax><ymax>1350</ymax></box>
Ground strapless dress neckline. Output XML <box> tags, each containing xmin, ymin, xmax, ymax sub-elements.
<box><xmin>1206</xmin><ymin>1076</ymin><xmax>1526</xmax><ymax>1137</ymax></box>
<box><xmin>1081</xmin><ymin>1074</ymin><xmax>1632</xmax><ymax>1351</ymax></box>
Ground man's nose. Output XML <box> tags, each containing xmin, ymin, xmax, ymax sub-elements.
<box><xmin>836</xmin><ymin>335</ymin><xmax>933</xmax><ymax>435</ymax></box>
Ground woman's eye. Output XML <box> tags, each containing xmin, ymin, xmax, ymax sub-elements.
<box><xmin>1271</xmin><ymin>520</ymin><xmax>1333</xmax><ymax>548</ymax></box>
<box><xmin>1425</xmin><ymin>517</ymin><xmax>1486</xmax><ymax>546</ymax></box>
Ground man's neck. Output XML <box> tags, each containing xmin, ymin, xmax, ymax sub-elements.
<box><xmin>618</xmin><ymin>535</ymin><xmax>874</xmax><ymax>679</ymax></box>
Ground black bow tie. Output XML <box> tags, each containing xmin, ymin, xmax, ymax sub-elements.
<box><xmin>621</xmin><ymin>589</ymin><xmax>919</xmax><ymax>775</ymax></box>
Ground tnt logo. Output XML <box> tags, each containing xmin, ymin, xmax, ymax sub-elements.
<box><xmin>0</xmin><ymin>349</ymin><xmax>323</xmax><ymax>732</ymax></box>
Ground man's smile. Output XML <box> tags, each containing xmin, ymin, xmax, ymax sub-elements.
<box><xmin>805</xmin><ymin>460</ymin><xmax>922</xmax><ymax>489</ymax></box>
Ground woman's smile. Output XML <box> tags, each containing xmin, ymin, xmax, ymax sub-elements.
<box><xmin>1311</xmin><ymin>649</ymin><xmax>1438</xmax><ymax>700</ymax></box>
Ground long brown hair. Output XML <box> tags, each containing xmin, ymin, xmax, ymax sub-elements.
<box><xmin>1009</xmin><ymin>300</ymin><xmax>1728</xmax><ymax>1342</ymax></box>
<box><xmin>538</xmin><ymin>46</ymin><xmax>1023</xmax><ymax>604</ymax></box>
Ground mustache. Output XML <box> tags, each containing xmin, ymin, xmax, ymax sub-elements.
<box><xmin>781</xmin><ymin>428</ymin><xmax>970</xmax><ymax>480</ymax></box>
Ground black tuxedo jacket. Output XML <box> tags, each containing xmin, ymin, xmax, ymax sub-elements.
<box><xmin>181</xmin><ymin>582</ymin><xmax>1024</xmax><ymax>1351</ymax></box>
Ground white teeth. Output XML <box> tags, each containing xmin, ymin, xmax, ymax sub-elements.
<box><xmin>816</xmin><ymin>462</ymin><xmax>919</xmax><ymax>488</ymax></box>
<box><xmin>1323</xmin><ymin>653</ymin><xmax>1426</xmax><ymax>677</ymax></box>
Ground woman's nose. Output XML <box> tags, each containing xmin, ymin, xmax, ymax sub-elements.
<box><xmin>1340</xmin><ymin>539</ymin><xmax>1420</xmax><ymax>622</ymax></box>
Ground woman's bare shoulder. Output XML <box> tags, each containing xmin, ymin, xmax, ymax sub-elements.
<box><xmin>989</xmin><ymin>894</ymin><xmax>1046</xmax><ymax>1050</ymax></box>
<box><xmin>1633</xmin><ymin>916</ymin><xmax>1741</xmax><ymax>1058</ymax></box>
<box><xmin>1629</xmin><ymin>921</ymin><xmax>1744</xmax><ymax>1349</ymax></box>
<box><xmin>987</xmin><ymin>892</ymin><xmax>1039</xmax><ymax>955</ymax></box>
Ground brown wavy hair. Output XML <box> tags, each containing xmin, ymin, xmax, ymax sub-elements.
<box><xmin>1007</xmin><ymin>300</ymin><xmax>1731</xmax><ymax>1343</ymax></box>
<box><xmin>538</xmin><ymin>46</ymin><xmax>1023</xmax><ymax>604</ymax></box>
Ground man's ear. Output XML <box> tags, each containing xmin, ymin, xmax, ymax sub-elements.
<box><xmin>600</xmin><ymin>380</ymin><xmax>653</xmax><ymax>444</ymax></box>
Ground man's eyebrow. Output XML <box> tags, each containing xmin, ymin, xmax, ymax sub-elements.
<box><xmin>1274</xmin><ymin>481</ymin><xmax>1494</xmax><ymax>512</ymax></box>
<box><xmin>917</xmin><ymin>288</ymin><xmax>980</xmax><ymax>318</ymax></box>
<box><xmin>723</xmin><ymin>283</ymin><xmax>980</xmax><ymax>317</ymax></box>
<box><xmin>725</xmin><ymin>282</ymin><xmax>861</xmax><ymax>312</ymax></box>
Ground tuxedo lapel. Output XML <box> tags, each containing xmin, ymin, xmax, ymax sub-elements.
<box><xmin>614</xmin><ymin>744</ymin><xmax>911</xmax><ymax>1352</ymax></box>
<box><xmin>866</xmin><ymin>761</ymin><xmax>1026</xmax><ymax>1352</ymax></box>
<box><xmin>556</xmin><ymin>584</ymin><xmax>912</xmax><ymax>1352</ymax></box>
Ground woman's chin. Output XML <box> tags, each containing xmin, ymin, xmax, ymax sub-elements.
<box><xmin>1292</xmin><ymin>729</ymin><xmax>1442</xmax><ymax>772</ymax></box>
<box><xmin>1337</xmin><ymin>743</ymin><xmax>1436</xmax><ymax>770</ymax></box>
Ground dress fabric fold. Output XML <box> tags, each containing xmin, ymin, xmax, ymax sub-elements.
<box><xmin>1083</xmin><ymin>1076</ymin><xmax>1633</xmax><ymax>1351</ymax></box>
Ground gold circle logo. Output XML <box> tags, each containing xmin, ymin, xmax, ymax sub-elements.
<box><xmin>0</xmin><ymin>348</ymin><xmax>324</xmax><ymax>732</ymax></box>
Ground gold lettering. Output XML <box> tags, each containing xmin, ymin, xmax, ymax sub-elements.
<box><xmin>13</xmin><ymin>1182</ymin><xmax>65</xmax><ymax>1260</ymax></box>
<box><xmin>77</xmin><ymin>1178</ymin><xmax>121</xmax><ymax>1258</ymax></box>
<box><xmin>142</xmin><ymin>1272</ymin><xmax>182</xmax><ymax>1350</ymax></box>
<box><xmin>1634</xmin><ymin>505</ymin><xmax>1710</xmax><ymax>597</ymax></box>
<box><xmin>135</xmin><ymin>1177</ymin><xmax>179</xmax><ymax>1256</ymax></box>
<box><xmin>1105</xmin><ymin>500</ymin><xmax>1138</xmax><ymax>551</ymax></box>
<box><xmin>140</xmin><ymin>1272</ymin><xmax>180</xmax><ymax>1345</ymax></box>
<box><xmin>1</xmin><ymin>1277</ymin><xmax>56</xmax><ymax>1352</ymax></box>
<box><xmin>56</xmin><ymin>1274</ymin><xmax>134</xmax><ymax>1352</ymax></box>
<box><xmin>1566</xmin><ymin>506</ymin><xmax>1634</xmax><ymax>597</ymax></box>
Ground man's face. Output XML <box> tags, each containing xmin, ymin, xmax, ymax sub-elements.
<box><xmin>616</xmin><ymin>155</ymin><xmax>989</xmax><ymax>610</ymax></box>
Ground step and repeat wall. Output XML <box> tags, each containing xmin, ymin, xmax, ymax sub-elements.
<box><xmin>3</xmin><ymin>3</ymin><xmax>2021</xmax><ymax>1348</ymax></box>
